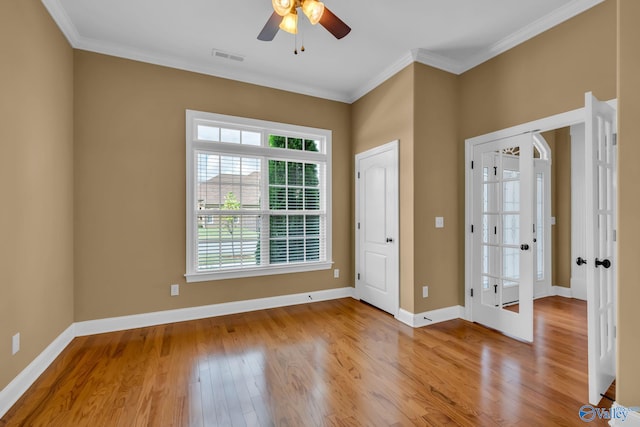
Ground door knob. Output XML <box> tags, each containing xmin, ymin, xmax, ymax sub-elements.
<box><xmin>576</xmin><ymin>257</ymin><xmax>587</xmax><ymax>266</ymax></box>
<box><xmin>386</xmin><ymin>238</ymin><xmax>394</xmax><ymax>243</ymax></box>
<box><xmin>595</xmin><ymin>258</ymin><xmax>612</xmax><ymax>269</ymax></box>
<box><xmin>520</xmin><ymin>244</ymin><xmax>530</xmax><ymax>251</ymax></box>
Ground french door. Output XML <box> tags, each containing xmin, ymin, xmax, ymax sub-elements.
<box><xmin>471</xmin><ymin>133</ymin><xmax>535</xmax><ymax>342</ymax></box>
<box><xmin>585</xmin><ymin>92</ymin><xmax>617</xmax><ymax>405</ymax></box>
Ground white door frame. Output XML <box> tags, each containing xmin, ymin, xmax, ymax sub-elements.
<box><xmin>465</xmin><ymin>97</ymin><xmax>618</xmax><ymax>402</ymax></box>
<box><xmin>355</xmin><ymin>140</ymin><xmax>400</xmax><ymax>316</ymax></box>
<box><xmin>465</xmin><ymin>100</ymin><xmax>617</xmax><ymax>321</ymax></box>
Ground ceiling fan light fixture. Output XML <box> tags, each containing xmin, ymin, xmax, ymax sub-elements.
<box><xmin>272</xmin><ymin>0</ymin><xmax>294</xmax><ymax>16</ymax></box>
<box><xmin>279</xmin><ymin>11</ymin><xmax>298</xmax><ymax>34</ymax></box>
<box><xmin>302</xmin><ymin>0</ymin><xmax>325</xmax><ymax>25</ymax></box>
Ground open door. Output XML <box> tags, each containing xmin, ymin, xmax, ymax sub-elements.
<box><xmin>585</xmin><ymin>92</ymin><xmax>617</xmax><ymax>404</ymax></box>
<box><xmin>471</xmin><ymin>133</ymin><xmax>535</xmax><ymax>342</ymax></box>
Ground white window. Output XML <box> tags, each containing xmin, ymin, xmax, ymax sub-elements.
<box><xmin>185</xmin><ymin>110</ymin><xmax>332</xmax><ymax>282</ymax></box>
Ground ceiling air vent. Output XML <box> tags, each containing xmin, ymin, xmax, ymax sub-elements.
<box><xmin>211</xmin><ymin>49</ymin><xmax>245</xmax><ymax>62</ymax></box>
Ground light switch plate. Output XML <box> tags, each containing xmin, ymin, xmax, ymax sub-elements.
<box><xmin>435</xmin><ymin>217</ymin><xmax>444</xmax><ymax>228</ymax></box>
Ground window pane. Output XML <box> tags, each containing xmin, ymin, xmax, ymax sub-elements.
<box><xmin>221</xmin><ymin>128</ymin><xmax>241</xmax><ymax>143</ymax></box>
<box><xmin>268</xmin><ymin>135</ymin><xmax>286</xmax><ymax>148</ymax></box>
<box><xmin>305</xmin><ymin>189</ymin><xmax>320</xmax><ymax>210</ymax></box>
<box><xmin>305</xmin><ymin>139</ymin><xmax>319</xmax><ymax>152</ymax></box>
<box><xmin>197</xmin><ymin>214</ymin><xmax>260</xmax><ymax>270</ymax></box>
<box><xmin>269</xmin><ymin>160</ymin><xmax>286</xmax><ymax>185</ymax></box>
<box><xmin>197</xmin><ymin>155</ymin><xmax>261</xmax><ymax>210</ymax></box>
<box><xmin>270</xmin><ymin>240</ymin><xmax>287</xmax><ymax>264</ymax></box>
<box><xmin>269</xmin><ymin>187</ymin><xmax>286</xmax><ymax>210</ymax></box>
<box><xmin>289</xmin><ymin>239</ymin><xmax>304</xmax><ymax>262</ymax></box>
<box><xmin>197</xmin><ymin>125</ymin><xmax>219</xmax><ymax>141</ymax></box>
<box><xmin>306</xmin><ymin>238</ymin><xmax>320</xmax><ymax>260</ymax></box>
<box><xmin>242</xmin><ymin>131</ymin><xmax>261</xmax><ymax>146</ymax></box>
<box><xmin>288</xmin><ymin>162</ymin><xmax>303</xmax><ymax>186</ymax></box>
<box><xmin>305</xmin><ymin>163</ymin><xmax>319</xmax><ymax>187</ymax></box>
<box><xmin>502</xmin><ymin>214</ymin><xmax>520</xmax><ymax>245</ymax></box>
<box><xmin>289</xmin><ymin>215</ymin><xmax>304</xmax><ymax>236</ymax></box>
<box><xmin>270</xmin><ymin>216</ymin><xmax>286</xmax><ymax>237</ymax></box>
<box><xmin>503</xmin><ymin>180</ymin><xmax>520</xmax><ymax>211</ymax></box>
<box><xmin>288</xmin><ymin>188</ymin><xmax>304</xmax><ymax>210</ymax></box>
<box><xmin>287</xmin><ymin>137</ymin><xmax>303</xmax><ymax>150</ymax></box>
<box><xmin>306</xmin><ymin>216</ymin><xmax>320</xmax><ymax>236</ymax></box>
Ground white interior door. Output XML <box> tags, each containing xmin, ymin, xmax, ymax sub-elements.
<box><xmin>471</xmin><ymin>133</ymin><xmax>535</xmax><ymax>342</ymax></box>
<box><xmin>355</xmin><ymin>141</ymin><xmax>399</xmax><ymax>315</ymax></box>
<box><xmin>585</xmin><ymin>92</ymin><xmax>617</xmax><ymax>405</ymax></box>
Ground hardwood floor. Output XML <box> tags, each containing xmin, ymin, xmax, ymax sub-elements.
<box><xmin>1</xmin><ymin>296</ymin><xmax>613</xmax><ymax>426</ymax></box>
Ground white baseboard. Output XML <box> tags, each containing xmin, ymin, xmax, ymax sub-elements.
<box><xmin>76</xmin><ymin>286</ymin><xmax>356</xmax><ymax>336</ymax></box>
<box><xmin>0</xmin><ymin>324</ymin><xmax>75</xmax><ymax>418</ymax></box>
<box><xmin>0</xmin><ymin>286</ymin><xmax>355</xmax><ymax>419</ymax></box>
<box><xmin>609</xmin><ymin>403</ymin><xmax>640</xmax><ymax>426</ymax></box>
<box><xmin>396</xmin><ymin>305</ymin><xmax>463</xmax><ymax>328</ymax></box>
<box><xmin>552</xmin><ymin>285</ymin><xmax>573</xmax><ymax>298</ymax></box>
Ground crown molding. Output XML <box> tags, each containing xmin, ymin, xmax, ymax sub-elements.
<box><xmin>412</xmin><ymin>49</ymin><xmax>467</xmax><ymax>75</ymax></box>
<box><xmin>40</xmin><ymin>0</ymin><xmax>351</xmax><ymax>103</ymax></box>
<box><xmin>41</xmin><ymin>0</ymin><xmax>80</xmax><ymax>46</ymax></box>
<box><xmin>454</xmin><ymin>0</ymin><xmax>606</xmax><ymax>73</ymax></box>
<box><xmin>346</xmin><ymin>52</ymin><xmax>414</xmax><ymax>103</ymax></box>
<box><xmin>74</xmin><ymin>36</ymin><xmax>351</xmax><ymax>102</ymax></box>
<box><xmin>42</xmin><ymin>0</ymin><xmax>605</xmax><ymax>104</ymax></box>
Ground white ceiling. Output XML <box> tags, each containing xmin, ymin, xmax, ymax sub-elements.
<box><xmin>42</xmin><ymin>0</ymin><xmax>604</xmax><ymax>103</ymax></box>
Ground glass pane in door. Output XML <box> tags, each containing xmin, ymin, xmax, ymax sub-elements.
<box><xmin>480</xmin><ymin>146</ymin><xmax>522</xmax><ymax>313</ymax></box>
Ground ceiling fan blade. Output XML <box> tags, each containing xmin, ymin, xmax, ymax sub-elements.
<box><xmin>257</xmin><ymin>11</ymin><xmax>282</xmax><ymax>41</ymax></box>
<box><xmin>319</xmin><ymin>7</ymin><xmax>351</xmax><ymax>39</ymax></box>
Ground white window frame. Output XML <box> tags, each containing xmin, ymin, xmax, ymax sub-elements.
<box><xmin>185</xmin><ymin>110</ymin><xmax>333</xmax><ymax>282</ymax></box>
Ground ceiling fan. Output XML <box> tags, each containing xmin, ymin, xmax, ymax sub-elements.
<box><xmin>258</xmin><ymin>0</ymin><xmax>351</xmax><ymax>42</ymax></box>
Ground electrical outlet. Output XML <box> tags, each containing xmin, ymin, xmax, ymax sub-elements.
<box><xmin>170</xmin><ymin>284</ymin><xmax>179</xmax><ymax>296</ymax></box>
<box><xmin>435</xmin><ymin>217</ymin><xmax>444</xmax><ymax>228</ymax></box>
<box><xmin>12</xmin><ymin>333</ymin><xmax>20</xmax><ymax>355</ymax></box>
<box><xmin>422</xmin><ymin>286</ymin><xmax>429</xmax><ymax>298</ymax></box>
<box><xmin>334</xmin><ymin>269</ymin><xmax>340</xmax><ymax>278</ymax></box>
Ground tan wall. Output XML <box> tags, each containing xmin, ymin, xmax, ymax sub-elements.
<box><xmin>545</xmin><ymin>128</ymin><xmax>572</xmax><ymax>288</ymax></box>
<box><xmin>351</xmin><ymin>65</ymin><xmax>415</xmax><ymax>311</ymax></box>
<box><xmin>0</xmin><ymin>1</ymin><xmax>74</xmax><ymax>390</ymax></box>
<box><xmin>553</xmin><ymin>128</ymin><xmax>572</xmax><ymax>288</ymax></box>
<box><xmin>616</xmin><ymin>0</ymin><xmax>640</xmax><ymax>407</ymax></box>
<box><xmin>413</xmin><ymin>64</ymin><xmax>460</xmax><ymax>312</ymax></box>
<box><xmin>73</xmin><ymin>51</ymin><xmax>352</xmax><ymax>321</ymax></box>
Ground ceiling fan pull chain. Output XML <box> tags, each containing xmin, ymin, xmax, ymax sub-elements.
<box><xmin>294</xmin><ymin>31</ymin><xmax>298</xmax><ymax>54</ymax></box>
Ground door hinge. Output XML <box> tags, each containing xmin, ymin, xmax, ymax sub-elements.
<box><xmin>612</xmin><ymin>133</ymin><xmax>618</xmax><ymax>146</ymax></box>
<box><xmin>494</xmin><ymin>166</ymin><xmax>497</xmax><ymax>176</ymax></box>
<box><xmin>357</xmin><ymin>222</ymin><xmax>360</xmax><ymax>230</ymax></box>
<box><xmin>614</xmin><ymin>325</ymin><xmax>617</xmax><ymax>339</ymax></box>
<box><xmin>470</xmin><ymin>288</ymin><xmax>474</xmax><ymax>297</ymax></box>
<box><xmin>357</xmin><ymin>273</ymin><xmax>360</xmax><ymax>280</ymax></box>
<box><xmin>471</xmin><ymin>224</ymin><xmax>474</xmax><ymax>233</ymax></box>
<box><xmin>613</xmin><ymin>229</ymin><xmax>617</xmax><ymax>242</ymax></box>
<box><xmin>357</xmin><ymin>171</ymin><xmax>360</xmax><ymax>178</ymax></box>
<box><xmin>471</xmin><ymin>160</ymin><xmax>474</xmax><ymax>169</ymax></box>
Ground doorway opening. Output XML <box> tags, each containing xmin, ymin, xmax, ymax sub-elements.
<box><xmin>465</xmin><ymin>93</ymin><xmax>617</xmax><ymax>405</ymax></box>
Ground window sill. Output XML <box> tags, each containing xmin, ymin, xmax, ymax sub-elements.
<box><xmin>185</xmin><ymin>261</ymin><xmax>333</xmax><ymax>283</ymax></box>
